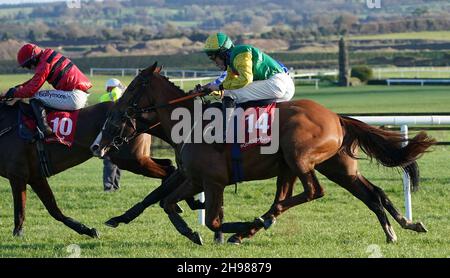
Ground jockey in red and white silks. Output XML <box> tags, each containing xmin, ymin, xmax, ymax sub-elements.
<box><xmin>1</xmin><ymin>43</ymin><xmax>92</xmax><ymax>137</ymax></box>
<box><xmin>3</xmin><ymin>43</ymin><xmax>92</xmax><ymax>110</ymax></box>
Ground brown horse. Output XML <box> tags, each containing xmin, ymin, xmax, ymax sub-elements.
<box><xmin>95</xmin><ymin>63</ymin><xmax>435</xmax><ymax>245</ymax></box>
<box><xmin>0</xmin><ymin>100</ymin><xmax>174</xmax><ymax>238</ymax></box>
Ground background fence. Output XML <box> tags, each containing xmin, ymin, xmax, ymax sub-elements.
<box><xmin>91</xmin><ymin>66</ymin><xmax>450</xmax><ymax>82</ymax></box>
<box><xmin>90</xmin><ymin>68</ymin><xmax>222</xmax><ymax>78</ymax></box>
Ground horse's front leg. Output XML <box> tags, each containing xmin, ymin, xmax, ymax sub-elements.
<box><xmin>163</xmin><ymin>179</ymin><xmax>204</xmax><ymax>245</ymax></box>
<box><xmin>105</xmin><ymin>169</ymin><xmax>185</xmax><ymax>228</ymax></box>
<box><xmin>226</xmin><ymin>168</ymin><xmax>297</xmax><ymax>244</ymax></box>
<box><xmin>111</xmin><ymin>156</ymin><xmax>175</xmax><ymax>179</ymax></box>
<box><xmin>202</xmin><ymin>180</ymin><xmax>227</xmax><ymax>242</ymax></box>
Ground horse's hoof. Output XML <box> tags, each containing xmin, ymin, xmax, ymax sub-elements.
<box><xmin>415</xmin><ymin>222</ymin><xmax>428</xmax><ymax>233</ymax></box>
<box><xmin>227</xmin><ymin>235</ymin><xmax>242</xmax><ymax>245</ymax></box>
<box><xmin>13</xmin><ymin>229</ymin><xmax>24</xmax><ymax>237</ymax></box>
<box><xmin>386</xmin><ymin>225</ymin><xmax>397</xmax><ymax>243</ymax></box>
<box><xmin>214</xmin><ymin>232</ymin><xmax>224</xmax><ymax>244</ymax></box>
<box><xmin>188</xmin><ymin>232</ymin><xmax>203</xmax><ymax>245</ymax></box>
<box><xmin>386</xmin><ymin>232</ymin><xmax>398</xmax><ymax>244</ymax></box>
<box><xmin>386</xmin><ymin>237</ymin><xmax>397</xmax><ymax>244</ymax></box>
<box><xmin>105</xmin><ymin>218</ymin><xmax>120</xmax><ymax>228</ymax></box>
<box><xmin>89</xmin><ymin>228</ymin><xmax>100</xmax><ymax>238</ymax></box>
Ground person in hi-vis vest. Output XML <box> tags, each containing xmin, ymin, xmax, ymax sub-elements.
<box><xmin>99</xmin><ymin>78</ymin><xmax>125</xmax><ymax>192</ymax></box>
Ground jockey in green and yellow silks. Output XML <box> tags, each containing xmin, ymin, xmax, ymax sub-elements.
<box><xmin>201</xmin><ymin>32</ymin><xmax>294</xmax><ymax>104</ymax></box>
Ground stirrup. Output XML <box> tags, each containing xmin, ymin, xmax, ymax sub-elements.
<box><xmin>36</xmin><ymin>128</ymin><xmax>46</xmax><ymax>140</ymax></box>
<box><xmin>35</xmin><ymin>127</ymin><xmax>52</xmax><ymax>140</ymax></box>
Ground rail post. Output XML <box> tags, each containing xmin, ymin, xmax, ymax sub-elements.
<box><xmin>198</xmin><ymin>193</ymin><xmax>205</xmax><ymax>225</ymax></box>
<box><xmin>401</xmin><ymin>124</ymin><xmax>413</xmax><ymax>221</ymax></box>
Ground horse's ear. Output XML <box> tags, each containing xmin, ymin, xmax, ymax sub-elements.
<box><xmin>155</xmin><ymin>64</ymin><xmax>164</xmax><ymax>74</ymax></box>
<box><xmin>142</xmin><ymin>62</ymin><xmax>158</xmax><ymax>75</ymax></box>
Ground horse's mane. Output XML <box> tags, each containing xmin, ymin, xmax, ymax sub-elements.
<box><xmin>157</xmin><ymin>73</ymin><xmax>187</xmax><ymax>96</ymax></box>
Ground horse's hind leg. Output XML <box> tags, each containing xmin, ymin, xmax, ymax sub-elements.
<box><xmin>342</xmin><ymin>176</ymin><xmax>397</xmax><ymax>243</ymax></box>
<box><xmin>224</xmin><ymin>163</ymin><xmax>323</xmax><ymax>242</ymax></box>
<box><xmin>273</xmin><ymin>169</ymin><xmax>324</xmax><ymax>214</ymax></box>
<box><xmin>228</xmin><ymin>166</ymin><xmax>297</xmax><ymax>244</ymax></box>
<box><xmin>162</xmin><ymin>179</ymin><xmax>205</xmax><ymax>245</ymax></box>
<box><xmin>227</xmin><ymin>147</ymin><xmax>329</xmax><ymax>243</ymax></box>
<box><xmin>361</xmin><ymin>176</ymin><xmax>427</xmax><ymax>233</ymax></box>
<box><xmin>9</xmin><ymin>178</ymin><xmax>27</xmax><ymax>237</ymax></box>
<box><xmin>29</xmin><ymin>179</ymin><xmax>99</xmax><ymax>238</ymax></box>
<box><xmin>316</xmin><ymin>154</ymin><xmax>398</xmax><ymax>243</ymax></box>
<box><xmin>270</xmin><ymin>148</ymin><xmax>326</xmax><ymax>214</ymax></box>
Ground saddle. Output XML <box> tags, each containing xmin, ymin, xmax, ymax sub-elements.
<box><xmin>204</xmin><ymin>99</ymin><xmax>277</xmax><ymax>185</ymax></box>
<box><xmin>18</xmin><ymin>102</ymin><xmax>81</xmax><ymax>178</ymax></box>
<box><xmin>18</xmin><ymin>102</ymin><xmax>80</xmax><ymax>147</ymax></box>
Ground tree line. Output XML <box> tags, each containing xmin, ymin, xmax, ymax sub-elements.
<box><xmin>1</xmin><ymin>0</ymin><xmax>449</xmax><ymax>44</ymax></box>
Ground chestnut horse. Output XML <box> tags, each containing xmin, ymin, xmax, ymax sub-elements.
<box><xmin>0</xmin><ymin>100</ymin><xmax>174</xmax><ymax>238</ymax></box>
<box><xmin>95</xmin><ymin>63</ymin><xmax>435</xmax><ymax>245</ymax></box>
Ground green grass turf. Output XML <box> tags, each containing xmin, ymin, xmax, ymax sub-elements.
<box><xmin>0</xmin><ymin>148</ymin><xmax>448</xmax><ymax>258</ymax></box>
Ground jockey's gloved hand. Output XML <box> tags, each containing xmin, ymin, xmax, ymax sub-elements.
<box><xmin>210</xmin><ymin>90</ymin><xmax>224</xmax><ymax>99</ymax></box>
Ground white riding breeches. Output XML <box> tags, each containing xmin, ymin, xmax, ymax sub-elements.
<box><xmin>34</xmin><ymin>89</ymin><xmax>88</xmax><ymax>111</ymax></box>
<box><xmin>223</xmin><ymin>73</ymin><xmax>295</xmax><ymax>104</ymax></box>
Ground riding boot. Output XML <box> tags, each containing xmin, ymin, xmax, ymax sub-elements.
<box><xmin>222</xmin><ymin>96</ymin><xmax>236</xmax><ymax>143</ymax></box>
<box><xmin>30</xmin><ymin>99</ymin><xmax>53</xmax><ymax>139</ymax></box>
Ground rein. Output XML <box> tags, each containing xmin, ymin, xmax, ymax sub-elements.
<box><xmin>132</xmin><ymin>91</ymin><xmax>207</xmax><ymax>114</ymax></box>
<box><xmin>113</xmin><ymin>91</ymin><xmax>206</xmax><ymax>146</ymax></box>
<box><xmin>103</xmin><ymin>71</ymin><xmax>207</xmax><ymax>151</ymax></box>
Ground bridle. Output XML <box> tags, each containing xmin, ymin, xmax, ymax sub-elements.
<box><xmin>102</xmin><ymin>73</ymin><xmax>207</xmax><ymax>151</ymax></box>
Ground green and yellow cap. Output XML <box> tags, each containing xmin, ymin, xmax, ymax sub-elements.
<box><xmin>204</xmin><ymin>33</ymin><xmax>234</xmax><ymax>56</ymax></box>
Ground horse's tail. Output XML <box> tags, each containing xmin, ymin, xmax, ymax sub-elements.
<box><xmin>404</xmin><ymin>161</ymin><xmax>420</xmax><ymax>192</ymax></box>
<box><xmin>339</xmin><ymin>116</ymin><xmax>436</xmax><ymax>168</ymax></box>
